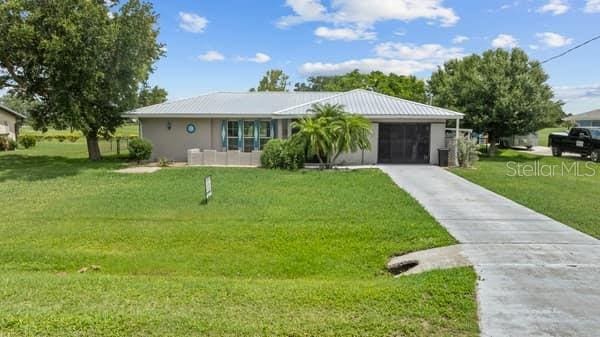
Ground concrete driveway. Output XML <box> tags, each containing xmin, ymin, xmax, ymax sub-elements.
<box><xmin>379</xmin><ymin>165</ymin><xmax>600</xmax><ymax>337</ymax></box>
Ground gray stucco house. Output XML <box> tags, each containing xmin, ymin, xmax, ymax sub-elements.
<box><xmin>125</xmin><ymin>89</ymin><xmax>463</xmax><ymax>165</ymax></box>
<box><xmin>0</xmin><ymin>104</ymin><xmax>25</xmax><ymax>141</ymax></box>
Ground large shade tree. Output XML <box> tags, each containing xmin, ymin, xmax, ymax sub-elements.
<box><xmin>428</xmin><ymin>48</ymin><xmax>564</xmax><ymax>154</ymax></box>
<box><xmin>0</xmin><ymin>0</ymin><xmax>163</xmax><ymax>160</ymax></box>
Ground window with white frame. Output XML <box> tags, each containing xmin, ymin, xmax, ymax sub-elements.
<box><xmin>259</xmin><ymin>121</ymin><xmax>272</xmax><ymax>150</ymax></box>
<box><xmin>243</xmin><ymin>121</ymin><xmax>255</xmax><ymax>152</ymax></box>
<box><xmin>227</xmin><ymin>121</ymin><xmax>239</xmax><ymax>151</ymax></box>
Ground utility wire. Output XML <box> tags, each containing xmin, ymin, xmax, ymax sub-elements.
<box><xmin>541</xmin><ymin>34</ymin><xmax>600</xmax><ymax>64</ymax></box>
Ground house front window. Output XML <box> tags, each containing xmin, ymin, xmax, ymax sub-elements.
<box><xmin>244</xmin><ymin>121</ymin><xmax>255</xmax><ymax>152</ymax></box>
<box><xmin>227</xmin><ymin>121</ymin><xmax>239</xmax><ymax>151</ymax></box>
<box><xmin>259</xmin><ymin>121</ymin><xmax>272</xmax><ymax>150</ymax></box>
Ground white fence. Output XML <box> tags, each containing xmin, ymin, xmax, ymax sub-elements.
<box><xmin>187</xmin><ymin>149</ymin><xmax>262</xmax><ymax>167</ymax></box>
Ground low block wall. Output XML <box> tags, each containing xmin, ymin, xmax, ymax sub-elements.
<box><xmin>188</xmin><ymin>149</ymin><xmax>262</xmax><ymax>167</ymax></box>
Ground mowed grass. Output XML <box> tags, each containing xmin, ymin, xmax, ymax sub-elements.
<box><xmin>19</xmin><ymin>123</ymin><xmax>140</xmax><ymax>138</ymax></box>
<box><xmin>537</xmin><ymin>127</ymin><xmax>568</xmax><ymax>147</ymax></box>
<box><xmin>0</xmin><ymin>142</ymin><xmax>478</xmax><ymax>336</ymax></box>
<box><xmin>453</xmin><ymin>150</ymin><xmax>600</xmax><ymax>238</ymax></box>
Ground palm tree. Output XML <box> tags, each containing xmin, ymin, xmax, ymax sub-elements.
<box><xmin>330</xmin><ymin>115</ymin><xmax>372</xmax><ymax>165</ymax></box>
<box><xmin>293</xmin><ymin>103</ymin><xmax>372</xmax><ymax>169</ymax></box>
<box><xmin>291</xmin><ymin>116</ymin><xmax>330</xmax><ymax>168</ymax></box>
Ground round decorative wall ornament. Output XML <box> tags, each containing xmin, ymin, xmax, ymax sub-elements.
<box><xmin>186</xmin><ymin>123</ymin><xmax>197</xmax><ymax>134</ymax></box>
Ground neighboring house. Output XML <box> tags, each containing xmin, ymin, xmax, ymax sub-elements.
<box><xmin>566</xmin><ymin>109</ymin><xmax>600</xmax><ymax>127</ymax></box>
<box><xmin>125</xmin><ymin>89</ymin><xmax>464</xmax><ymax>165</ymax></box>
<box><xmin>0</xmin><ymin>104</ymin><xmax>26</xmax><ymax>141</ymax></box>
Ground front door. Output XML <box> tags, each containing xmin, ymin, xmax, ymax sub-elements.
<box><xmin>378</xmin><ymin>124</ymin><xmax>430</xmax><ymax>164</ymax></box>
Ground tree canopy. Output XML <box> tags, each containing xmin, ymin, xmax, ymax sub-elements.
<box><xmin>137</xmin><ymin>83</ymin><xmax>168</xmax><ymax>108</ymax></box>
<box><xmin>251</xmin><ymin>69</ymin><xmax>289</xmax><ymax>92</ymax></box>
<box><xmin>428</xmin><ymin>48</ymin><xmax>564</xmax><ymax>153</ymax></box>
<box><xmin>0</xmin><ymin>0</ymin><xmax>163</xmax><ymax>160</ymax></box>
<box><xmin>294</xmin><ymin>70</ymin><xmax>427</xmax><ymax>103</ymax></box>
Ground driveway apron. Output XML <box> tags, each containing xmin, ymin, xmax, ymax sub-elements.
<box><xmin>379</xmin><ymin>165</ymin><xmax>600</xmax><ymax>337</ymax></box>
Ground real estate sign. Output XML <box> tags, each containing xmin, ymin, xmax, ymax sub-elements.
<box><xmin>204</xmin><ymin>176</ymin><xmax>213</xmax><ymax>202</ymax></box>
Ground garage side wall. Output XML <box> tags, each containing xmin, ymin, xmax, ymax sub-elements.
<box><xmin>430</xmin><ymin>123</ymin><xmax>446</xmax><ymax>165</ymax></box>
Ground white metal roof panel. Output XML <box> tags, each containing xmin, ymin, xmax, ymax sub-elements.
<box><xmin>127</xmin><ymin>91</ymin><xmax>340</xmax><ymax>116</ymax></box>
<box><xmin>274</xmin><ymin>89</ymin><xmax>463</xmax><ymax>118</ymax></box>
<box><xmin>125</xmin><ymin>89</ymin><xmax>463</xmax><ymax>119</ymax></box>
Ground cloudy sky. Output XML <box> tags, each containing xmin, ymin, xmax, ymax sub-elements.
<box><xmin>148</xmin><ymin>0</ymin><xmax>600</xmax><ymax>115</ymax></box>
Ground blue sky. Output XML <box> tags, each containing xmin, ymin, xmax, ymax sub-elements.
<box><xmin>147</xmin><ymin>0</ymin><xmax>600</xmax><ymax>115</ymax></box>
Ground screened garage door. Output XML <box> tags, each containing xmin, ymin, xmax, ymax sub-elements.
<box><xmin>378</xmin><ymin>124</ymin><xmax>430</xmax><ymax>164</ymax></box>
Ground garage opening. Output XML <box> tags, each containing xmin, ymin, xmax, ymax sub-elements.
<box><xmin>378</xmin><ymin>124</ymin><xmax>430</xmax><ymax>164</ymax></box>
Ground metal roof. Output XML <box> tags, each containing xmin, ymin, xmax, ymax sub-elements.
<box><xmin>0</xmin><ymin>104</ymin><xmax>26</xmax><ymax>119</ymax></box>
<box><xmin>274</xmin><ymin>89</ymin><xmax>463</xmax><ymax>118</ymax></box>
<box><xmin>127</xmin><ymin>91</ymin><xmax>339</xmax><ymax>117</ymax></box>
<box><xmin>125</xmin><ymin>89</ymin><xmax>463</xmax><ymax>119</ymax></box>
<box><xmin>566</xmin><ymin>109</ymin><xmax>600</xmax><ymax>121</ymax></box>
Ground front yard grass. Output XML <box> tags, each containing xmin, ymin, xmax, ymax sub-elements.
<box><xmin>0</xmin><ymin>143</ymin><xmax>478</xmax><ymax>336</ymax></box>
<box><xmin>453</xmin><ymin>150</ymin><xmax>600</xmax><ymax>238</ymax></box>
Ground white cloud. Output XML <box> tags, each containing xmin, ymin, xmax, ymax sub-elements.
<box><xmin>492</xmin><ymin>34</ymin><xmax>519</xmax><ymax>49</ymax></box>
<box><xmin>452</xmin><ymin>35</ymin><xmax>469</xmax><ymax>44</ymax></box>
<box><xmin>536</xmin><ymin>32</ymin><xmax>573</xmax><ymax>48</ymax></box>
<box><xmin>278</xmin><ymin>0</ymin><xmax>459</xmax><ymax>28</ymax></box>
<box><xmin>299</xmin><ymin>58</ymin><xmax>437</xmax><ymax>76</ymax></box>
<box><xmin>179</xmin><ymin>12</ymin><xmax>208</xmax><ymax>33</ymax></box>
<box><xmin>554</xmin><ymin>84</ymin><xmax>600</xmax><ymax>102</ymax></box>
<box><xmin>199</xmin><ymin>50</ymin><xmax>225</xmax><ymax>62</ymax></box>
<box><xmin>538</xmin><ymin>0</ymin><xmax>570</xmax><ymax>15</ymax></box>
<box><xmin>374</xmin><ymin>42</ymin><xmax>465</xmax><ymax>61</ymax></box>
<box><xmin>238</xmin><ymin>53</ymin><xmax>272</xmax><ymax>63</ymax></box>
<box><xmin>585</xmin><ymin>0</ymin><xmax>600</xmax><ymax>13</ymax></box>
<box><xmin>314</xmin><ymin>26</ymin><xmax>376</xmax><ymax>41</ymax></box>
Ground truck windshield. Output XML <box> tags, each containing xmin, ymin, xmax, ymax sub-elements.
<box><xmin>591</xmin><ymin>129</ymin><xmax>600</xmax><ymax>140</ymax></box>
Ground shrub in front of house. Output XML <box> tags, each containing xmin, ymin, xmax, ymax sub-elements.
<box><xmin>128</xmin><ymin>138</ymin><xmax>153</xmax><ymax>163</ymax></box>
<box><xmin>0</xmin><ymin>136</ymin><xmax>9</xmax><ymax>151</ymax></box>
<box><xmin>261</xmin><ymin>139</ymin><xmax>305</xmax><ymax>170</ymax></box>
<box><xmin>457</xmin><ymin>137</ymin><xmax>479</xmax><ymax>168</ymax></box>
<box><xmin>18</xmin><ymin>135</ymin><xmax>37</xmax><ymax>149</ymax></box>
<box><xmin>7</xmin><ymin>139</ymin><xmax>17</xmax><ymax>151</ymax></box>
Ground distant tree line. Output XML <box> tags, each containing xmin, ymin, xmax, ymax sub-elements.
<box><xmin>252</xmin><ymin>47</ymin><xmax>565</xmax><ymax>156</ymax></box>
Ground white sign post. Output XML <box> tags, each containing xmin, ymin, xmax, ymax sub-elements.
<box><xmin>204</xmin><ymin>176</ymin><xmax>213</xmax><ymax>203</ymax></box>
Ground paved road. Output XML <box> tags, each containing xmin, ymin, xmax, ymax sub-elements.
<box><xmin>379</xmin><ymin>165</ymin><xmax>600</xmax><ymax>337</ymax></box>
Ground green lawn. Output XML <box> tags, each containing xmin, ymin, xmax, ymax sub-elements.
<box><xmin>453</xmin><ymin>150</ymin><xmax>600</xmax><ymax>238</ymax></box>
<box><xmin>537</xmin><ymin>127</ymin><xmax>568</xmax><ymax>147</ymax></box>
<box><xmin>20</xmin><ymin>123</ymin><xmax>140</xmax><ymax>138</ymax></box>
<box><xmin>0</xmin><ymin>142</ymin><xmax>478</xmax><ymax>336</ymax></box>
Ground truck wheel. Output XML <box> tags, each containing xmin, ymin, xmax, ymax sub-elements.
<box><xmin>591</xmin><ymin>150</ymin><xmax>600</xmax><ymax>163</ymax></box>
<box><xmin>552</xmin><ymin>147</ymin><xmax>562</xmax><ymax>157</ymax></box>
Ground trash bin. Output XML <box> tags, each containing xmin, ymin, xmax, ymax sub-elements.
<box><xmin>438</xmin><ymin>148</ymin><xmax>449</xmax><ymax>167</ymax></box>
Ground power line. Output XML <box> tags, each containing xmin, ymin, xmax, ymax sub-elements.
<box><xmin>541</xmin><ymin>34</ymin><xmax>600</xmax><ymax>64</ymax></box>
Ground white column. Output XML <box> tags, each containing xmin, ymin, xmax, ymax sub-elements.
<box><xmin>455</xmin><ymin>118</ymin><xmax>460</xmax><ymax>167</ymax></box>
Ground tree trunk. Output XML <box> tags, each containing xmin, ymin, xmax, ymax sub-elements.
<box><xmin>488</xmin><ymin>134</ymin><xmax>498</xmax><ymax>156</ymax></box>
<box><xmin>86</xmin><ymin>134</ymin><xmax>102</xmax><ymax>161</ymax></box>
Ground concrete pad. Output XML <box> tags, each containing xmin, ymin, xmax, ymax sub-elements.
<box><xmin>379</xmin><ymin>165</ymin><xmax>600</xmax><ymax>337</ymax></box>
<box><xmin>387</xmin><ymin>245</ymin><xmax>472</xmax><ymax>276</ymax></box>
<box><xmin>115</xmin><ymin>167</ymin><xmax>162</xmax><ymax>174</ymax></box>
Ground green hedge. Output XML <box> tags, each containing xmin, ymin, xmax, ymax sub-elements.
<box><xmin>261</xmin><ymin>139</ymin><xmax>305</xmax><ymax>170</ymax></box>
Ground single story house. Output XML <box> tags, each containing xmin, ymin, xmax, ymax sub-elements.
<box><xmin>125</xmin><ymin>89</ymin><xmax>464</xmax><ymax>165</ymax></box>
<box><xmin>566</xmin><ymin>109</ymin><xmax>600</xmax><ymax>127</ymax></box>
<box><xmin>0</xmin><ymin>104</ymin><xmax>26</xmax><ymax>141</ymax></box>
